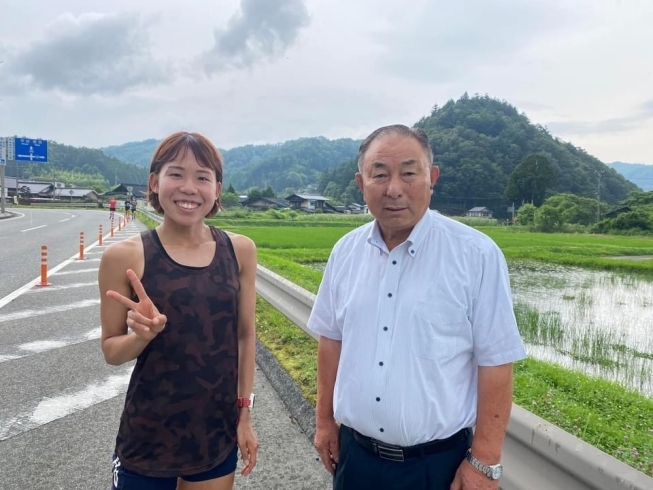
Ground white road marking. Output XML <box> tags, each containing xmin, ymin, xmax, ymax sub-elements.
<box><xmin>20</xmin><ymin>340</ymin><xmax>68</xmax><ymax>352</ymax></box>
<box><xmin>20</xmin><ymin>225</ymin><xmax>47</xmax><ymax>232</ymax></box>
<box><xmin>26</xmin><ymin>281</ymin><xmax>98</xmax><ymax>293</ymax></box>
<box><xmin>0</xmin><ymin>327</ymin><xmax>101</xmax><ymax>363</ymax></box>
<box><xmin>0</xmin><ymin>211</ymin><xmax>25</xmax><ymax>221</ymax></box>
<box><xmin>0</xmin><ymin>299</ymin><xmax>100</xmax><ymax>324</ymax></box>
<box><xmin>52</xmin><ymin>268</ymin><xmax>99</xmax><ymax>276</ymax></box>
<box><xmin>0</xmin><ymin>369</ymin><xmax>132</xmax><ymax>441</ymax></box>
<box><xmin>59</xmin><ymin>218</ymin><xmax>70</xmax><ymax>223</ymax></box>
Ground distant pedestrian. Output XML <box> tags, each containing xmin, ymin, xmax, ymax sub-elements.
<box><xmin>108</xmin><ymin>197</ymin><xmax>117</xmax><ymax>220</ymax></box>
<box><xmin>130</xmin><ymin>199</ymin><xmax>136</xmax><ymax>218</ymax></box>
<box><xmin>124</xmin><ymin>199</ymin><xmax>131</xmax><ymax>216</ymax></box>
<box><xmin>99</xmin><ymin>131</ymin><xmax>258</xmax><ymax>489</ymax></box>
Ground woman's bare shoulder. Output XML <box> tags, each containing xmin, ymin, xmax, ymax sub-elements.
<box><xmin>101</xmin><ymin>233</ymin><xmax>144</xmax><ymax>270</ymax></box>
<box><xmin>224</xmin><ymin>231</ymin><xmax>255</xmax><ymax>251</ymax></box>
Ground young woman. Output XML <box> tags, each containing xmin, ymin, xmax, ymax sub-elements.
<box><xmin>99</xmin><ymin>132</ymin><xmax>258</xmax><ymax>490</ymax></box>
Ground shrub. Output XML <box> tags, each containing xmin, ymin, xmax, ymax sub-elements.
<box><xmin>534</xmin><ymin>204</ymin><xmax>562</xmax><ymax>232</ymax></box>
<box><xmin>517</xmin><ymin>203</ymin><xmax>536</xmax><ymax>225</ymax></box>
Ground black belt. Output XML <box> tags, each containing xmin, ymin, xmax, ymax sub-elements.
<box><xmin>343</xmin><ymin>425</ymin><xmax>471</xmax><ymax>463</ymax></box>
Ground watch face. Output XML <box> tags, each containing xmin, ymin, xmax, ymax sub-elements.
<box><xmin>491</xmin><ymin>466</ymin><xmax>503</xmax><ymax>479</ymax></box>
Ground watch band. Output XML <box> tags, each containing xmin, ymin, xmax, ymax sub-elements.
<box><xmin>465</xmin><ymin>449</ymin><xmax>503</xmax><ymax>480</ymax></box>
<box><xmin>237</xmin><ymin>393</ymin><xmax>255</xmax><ymax>408</ymax></box>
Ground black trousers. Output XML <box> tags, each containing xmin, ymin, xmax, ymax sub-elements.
<box><xmin>333</xmin><ymin>425</ymin><xmax>472</xmax><ymax>490</ymax></box>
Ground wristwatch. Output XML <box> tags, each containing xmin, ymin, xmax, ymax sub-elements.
<box><xmin>465</xmin><ymin>449</ymin><xmax>503</xmax><ymax>480</ymax></box>
<box><xmin>237</xmin><ymin>393</ymin><xmax>256</xmax><ymax>409</ymax></box>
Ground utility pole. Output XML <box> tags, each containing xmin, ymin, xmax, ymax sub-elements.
<box><xmin>0</xmin><ymin>138</ymin><xmax>6</xmax><ymax>214</ymax></box>
<box><xmin>596</xmin><ymin>169</ymin><xmax>604</xmax><ymax>222</ymax></box>
<box><xmin>0</xmin><ymin>63</ymin><xmax>5</xmax><ymax>214</ymax></box>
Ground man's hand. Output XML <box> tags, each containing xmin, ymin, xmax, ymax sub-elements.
<box><xmin>314</xmin><ymin>418</ymin><xmax>340</xmax><ymax>475</ymax></box>
<box><xmin>450</xmin><ymin>460</ymin><xmax>500</xmax><ymax>490</ymax></box>
<box><xmin>106</xmin><ymin>269</ymin><xmax>167</xmax><ymax>341</ymax></box>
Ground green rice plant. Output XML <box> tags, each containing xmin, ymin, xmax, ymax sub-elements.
<box><xmin>452</xmin><ymin>217</ymin><xmax>502</xmax><ymax>227</ymax></box>
<box><xmin>257</xmin><ymin>252</ymin><xmax>322</xmax><ymax>293</ymax></box>
<box><xmin>511</xmin><ymin>303</ymin><xmax>565</xmax><ymax>347</ymax></box>
<box><xmin>217</xmin><ymin>226</ymin><xmax>357</xmax><ymax>249</ymax></box>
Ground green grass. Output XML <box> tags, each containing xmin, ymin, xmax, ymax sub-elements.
<box><xmin>221</xmin><ymin>226</ymin><xmax>357</xmax><ymax>249</ymax></box>
<box><xmin>479</xmin><ymin>227</ymin><xmax>653</xmax><ymax>274</ymax></box>
<box><xmin>258</xmin><ymin>251</ymin><xmax>324</xmax><ymax>293</ymax></box>
<box><xmin>256</xmin><ymin>297</ymin><xmax>319</xmax><ymax>405</ymax></box>
<box><xmin>514</xmin><ymin>358</ymin><xmax>653</xmax><ymax>475</ymax></box>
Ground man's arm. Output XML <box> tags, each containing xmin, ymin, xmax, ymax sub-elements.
<box><xmin>451</xmin><ymin>363</ymin><xmax>513</xmax><ymax>489</ymax></box>
<box><xmin>472</xmin><ymin>363</ymin><xmax>514</xmax><ymax>463</ymax></box>
<box><xmin>315</xmin><ymin>336</ymin><xmax>342</xmax><ymax>474</ymax></box>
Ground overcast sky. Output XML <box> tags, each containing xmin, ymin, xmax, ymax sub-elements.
<box><xmin>1</xmin><ymin>0</ymin><xmax>651</xmax><ymax>163</ymax></box>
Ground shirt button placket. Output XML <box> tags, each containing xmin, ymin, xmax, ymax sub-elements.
<box><xmin>372</xmin><ymin>250</ymin><xmax>400</xmax><ymax>437</ymax></box>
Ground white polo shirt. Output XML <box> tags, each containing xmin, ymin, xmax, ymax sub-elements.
<box><xmin>307</xmin><ymin>210</ymin><xmax>526</xmax><ymax>447</ymax></box>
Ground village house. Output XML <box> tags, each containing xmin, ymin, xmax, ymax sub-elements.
<box><xmin>465</xmin><ymin>206</ymin><xmax>494</xmax><ymax>218</ymax></box>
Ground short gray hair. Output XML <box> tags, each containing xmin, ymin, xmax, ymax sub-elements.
<box><xmin>357</xmin><ymin>124</ymin><xmax>434</xmax><ymax>172</ymax></box>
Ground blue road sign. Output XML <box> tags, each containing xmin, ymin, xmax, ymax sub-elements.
<box><xmin>14</xmin><ymin>138</ymin><xmax>48</xmax><ymax>162</ymax></box>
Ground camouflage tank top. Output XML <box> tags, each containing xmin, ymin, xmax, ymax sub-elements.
<box><xmin>115</xmin><ymin>227</ymin><xmax>240</xmax><ymax>477</ymax></box>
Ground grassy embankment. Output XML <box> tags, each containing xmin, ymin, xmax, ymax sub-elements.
<box><xmin>206</xmin><ymin>218</ymin><xmax>653</xmax><ymax>475</ymax></box>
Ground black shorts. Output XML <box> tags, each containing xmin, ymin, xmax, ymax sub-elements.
<box><xmin>111</xmin><ymin>448</ymin><xmax>238</xmax><ymax>490</ymax></box>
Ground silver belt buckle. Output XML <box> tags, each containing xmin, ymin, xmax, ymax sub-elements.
<box><xmin>374</xmin><ymin>442</ymin><xmax>405</xmax><ymax>462</ymax></box>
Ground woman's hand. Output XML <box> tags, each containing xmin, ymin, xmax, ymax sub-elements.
<box><xmin>106</xmin><ymin>269</ymin><xmax>167</xmax><ymax>341</ymax></box>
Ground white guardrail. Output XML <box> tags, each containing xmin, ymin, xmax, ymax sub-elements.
<box><xmin>142</xmin><ymin>210</ymin><xmax>652</xmax><ymax>489</ymax></box>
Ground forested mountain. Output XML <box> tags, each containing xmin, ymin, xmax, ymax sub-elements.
<box><xmin>413</xmin><ymin>94</ymin><xmax>636</xmax><ymax>213</ymax></box>
<box><xmin>318</xmin><ymin>95</ymin><xmax>638</xmax><ymax>215</ymax></box>
<box><xmin>5</xmin><ymin>140</ymin><xmax>148</xmax><ymax>191</ymax></box>
<box><xmin>101</xmin><ymin>139</ymin><xmax>160</xmax><ymax>168</ymax></box>
<box><xmin>101</xmin><ymin>136</ymin><xmax>360</xmax><ymax>194</ymax></box>
<box><xmin>607</xmin><ymin>162</ymin><xmax>653</xmax><ymax>191</ymax></box>
<box><xmin>225</xmin><ymin>137</ymin><xmax>359</xmax><ymax>192</ymax></box>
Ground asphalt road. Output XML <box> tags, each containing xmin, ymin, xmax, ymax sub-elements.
<box><xmin>0</xmin><ymin>209</ymin><xmax>330</xmax><ymax>489</ymax></box>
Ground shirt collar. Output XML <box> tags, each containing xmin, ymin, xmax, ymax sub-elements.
<box><xmin>366</xmin><ymin>210</ymin><xmax>432</xmax><ymax>258</ymax></box>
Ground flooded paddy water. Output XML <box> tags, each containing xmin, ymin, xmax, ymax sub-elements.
<box><xmin>510</xmin><ymin>260</ymin><xmax>653</xmax><ymax>397</ymax></box>
<box><xmin>303</xmin><ymin>260</ymin><xmax>653</xmax><ymax>397</ymax></box>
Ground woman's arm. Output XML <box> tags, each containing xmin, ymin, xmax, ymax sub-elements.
<box><xmin>229</xmin><ymin>232</ymin><xmax>258</xmax><ymax>475</ymax></box>
<box><xmin>99</xmin><ymin>237</ymin><xmax>164</xmax><ymax>365</ymax></box>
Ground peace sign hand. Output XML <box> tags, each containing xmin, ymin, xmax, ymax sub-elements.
<box><xmin>106</xmin><ymin>269</ymin><xmax>167</xmax><ymax>341</ymax></box>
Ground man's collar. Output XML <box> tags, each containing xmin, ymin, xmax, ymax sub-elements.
<box><xmin>366</xmin><ymin>210</ymin><xmax>432</xmax><ymax>257</ymax></box>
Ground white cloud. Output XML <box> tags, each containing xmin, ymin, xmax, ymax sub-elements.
<box><xmin>199</xmin><ymin>0</ymin><xmax>310</xmax><ymax>74</ymax></box>
<box><xmin>0</xmin><ymin>0</ymin><xmax>651</xmax><ymax>164</ymax></box>
<box><xmin>369</xmin><ymin>0</ymin><xmax>580</xmax><ymax>83</ymax></box>
<box><xmin>2</xmin><ymin>12</ymin><xmax>173</xmax><ymax>96</ymax></box>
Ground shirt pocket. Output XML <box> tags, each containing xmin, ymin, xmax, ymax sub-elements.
<box><xmin>409</xmin><ymin>300</ymin><xmax>468</xmax><ymax>360</ymax></box>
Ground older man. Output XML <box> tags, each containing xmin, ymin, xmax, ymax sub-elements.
<box><xmin>308</xmin><ymin>125</ymin><xmax>526</xmax><ymax>490</ymax></box>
